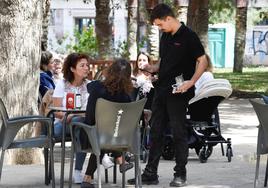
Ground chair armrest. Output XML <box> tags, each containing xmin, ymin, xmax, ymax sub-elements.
<box><xmin>1</xmin><ymin>116</ymin><xmax>53</xmax><ymax>150</ymax></box>
<box><xmin>9</xmin><ymin>115</ymin><xmax>50</xmax><ymax>121</ymax></box>
<box><xmin>8</xmin><ymin>116</ymin><xmax>52</xmax><ymax>126</ymax></box>
<box><xmin>69</xmin><ymin>122</ymin><xmax>100</xmax><ymax>155</ymax></box>
<box><xmin>7</xmin><ymin>116</ymin><xmax>53</xmax><ymax>136</ymax></box>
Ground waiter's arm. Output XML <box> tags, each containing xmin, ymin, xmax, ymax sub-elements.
<box><xmin>175</xmin><ymin>54</ymin><xmax>208</xmax><ymax>93</ymax></box>
<box><xmin>140</xmin><ymin>60</ymin><xmax>160</xmax><ymax>74</ymax></box>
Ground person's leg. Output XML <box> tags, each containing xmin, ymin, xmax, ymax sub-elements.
<box><xmin>53</xmin><ymin>121</ymin><xmax>63</xmax><ymax>140</ymax></box>
<box><xmin>145</xmin><ymin>95</ymin><xmax>168</xmax><ymax>174</ymax></box>
<box><xmin>75</xmin><ymin>152</ymin><xmax>87</xmax><ymax>170</ymax></box>
<box><xmin>73</xmin><ymin>152</ymin><xmax>87</xmax><ymax>184</ymax></box>
<box><xmin>128</xmin><ymin>92</ymin><xmax>167</xmax><ymax>185</ymax></box>
<box><xmin>68</xmin><ymin>116</ymin><xmax>87</xmax><ymax>183</ymax></box>
<box><xmin>81</xmin><ymin>154</ymin><xmax>96</xmax><ymax>188</ymax></box>
<box><xmin>167</xmin><ymin>95</ymin><xmax>188</xmax><ymax>186</ymax></box>
<box><xmin>69</xmin><ymin>116</ymin><xmax>87</xmax><ymax>170</ymax></box>
<box><xmin>112</xmin><ymin>151</ymin><xmax>134</xmax><ymax>173</ymax></box>
<box><xmin>83</xmin><ymin>152</ymin><xmax>104</xmax><ymax>182</ymax></box>
<box><xmin>84</xmin><ymin>154</ymin><xmax>97</xmax><ymax>180</ymax></box>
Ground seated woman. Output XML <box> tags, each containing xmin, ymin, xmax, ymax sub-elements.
<box><xmin>52</xmin><ymin>52</ymin><xmax>91</xmax><ymax>184</ymax></box>
<box><xmin>132</xmin><ymin>52</ymin><xmax>154</xmax><ymax>106</ymax></box>
<box><xmin>39</xmin><ymin>51</ymin><xmax>55</xmax><ymax>98</ymax></box>
<box><xmin>81</xmin><ymin>59</ymin><xmax>134</xmax><ymax>188</ymax></box>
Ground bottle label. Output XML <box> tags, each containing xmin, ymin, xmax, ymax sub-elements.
<box><xmin>75</xmin><ymin>94</ymin><xmax>82</xmax><ymax>109</ymax></box>
<box><xmin>66</xmin><ymin>93</ymin><xmax>75</xmax><ymax>109</ymax></box>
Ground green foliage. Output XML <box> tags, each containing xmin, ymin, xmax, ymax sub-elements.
<box><xmin>247</xmin><ymin>8</ymin><xmax>268</xmax><ymax>27</ymax></box>
<box><xmin>162</xmin><ymin>0</ymin><xmax>179</xmax><ymax>16</ymax></box>
<box><xmin>53</xmin><ymin>33</ymin><xmax>71</xmax><ymax>54</ymax></box>
<box><xmin>209</xmin><ymin>0</ymin><xmax>235</xmax><ymax>24</ymax></box>
<box><xmin>67</xmin><ymin>26</ymin><xmax>98</xmax><ymax>58</ymax></box>
<box><xmin>114</xmin><ymin>38</ymin><xmax>148</xmax><ymax>60</ymax></box>
<box><xmin>137</xmin><ymin>36</ymin><xmax>147</xmax><ymax>51</ymax></box>
<box><xmin>162</xmin><ymin>0</ymin><xmax>173</xmax><ymax>7</ymax></box>
<box><xmin>114</xmin><ymin>40</ymin><xmax>130</xmax><ymax>60</ymax></box>
<box><xmin>209</xmin><ymin>1</ymin><xmax>268</xmax><ymax>26</ymax></box>
<box><xmin>214</xmin><ymin>67</ymin><xmax>268</xmax><ymax>95</ymax></box>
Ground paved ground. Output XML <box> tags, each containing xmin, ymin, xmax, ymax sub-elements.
<box><xmin>0</xmin><ymin>98</ymin><xmax>266</xmax><ymax>188</ymax></box>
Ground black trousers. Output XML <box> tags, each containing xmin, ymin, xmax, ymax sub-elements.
<box><xmin>145</xmin><ymin>90</ymin><xmax>190</xmax><ymax>177</ymax></box>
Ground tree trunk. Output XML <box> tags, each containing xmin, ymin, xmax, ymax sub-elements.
<box><xmin>146</xmin><ymin>0</ymin><xmax>159</xmax><ymax>60</ymax></box>
<box><xmin>0</xmin><ymin>1</ymin><xmax>43</xmax><ymax>164</ymax></box>
<box><xmin>127</xmin><ymin>0</ymin><xmax>138</xmax><ymax>60</ymax></box>
<box><xmin>187</xmin><ymin>0</ymin><xmax>209</xmax><ymax>53</ymax></box>
<box><xmin>41</xmin><ymin>0</ymin><xmax>51</xmax><ymax>51</ymax></box>
<box><xmin>95</xmin><ymin>0</ymin><xmax>113</xmax><ymax>59</ymax></box>
<box><xmin>137</xmin><ymin>0</ymin><xmax>148</xmax><ymax>52</ymax></box>
<box><xmin>233</xmin><ymin>1</ymin><xmax>248</xmax><ymax>73</ymax></box>
<box><xmin>174</xmin><ymin>0</ymin><xmax>188</xmax><ymax>24</ymax></box>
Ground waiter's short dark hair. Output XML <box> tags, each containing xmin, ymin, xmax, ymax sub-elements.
<box><xmin>150</xmin><ymin>3</ymin><xmax>175</xmax><ymax>23</ymax></box>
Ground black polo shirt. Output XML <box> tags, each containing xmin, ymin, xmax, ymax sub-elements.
<box><xmin>156</xmin><ymin>22</ymin><xmax>205</xmax><ymax>96</ymax></box>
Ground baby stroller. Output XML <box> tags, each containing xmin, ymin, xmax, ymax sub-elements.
<box><xmin>162</xmin><ymin>79</ymin><xmax>233</xmax><ymax>163</ymax></box>
<box><xmin>188</xmin><ymin>79</ymin><xmax>233</xmax><ymax>162</ymax></box>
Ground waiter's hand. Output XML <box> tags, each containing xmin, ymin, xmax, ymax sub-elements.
<box><xmin>174</xmin><ymin>80</ymin><xmax>194</xmax><ymax>94</ymax></box>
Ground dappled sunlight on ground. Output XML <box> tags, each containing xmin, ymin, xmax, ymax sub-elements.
<box><xmin>218</xmin><ymin>98</ymin><xmax>258</xmax><ymax>145</ymax></box>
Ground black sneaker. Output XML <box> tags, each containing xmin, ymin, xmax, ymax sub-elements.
<box><xmin>119</xmin><ymin>162</ymin><xmax>134</xmax><ymax>173</ymax></box>
<box><xmin>127</xmin><ymin>172</ymin><xmax>159</xmax><ymax>185</ymax></box>
<box><xmin>169</xmin><ymin>176</ymin><xmax>187</xmax><ymax>187</ymax></box>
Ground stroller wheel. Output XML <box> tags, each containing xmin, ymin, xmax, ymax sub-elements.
<box><xmin>206</xmin><ymin>146</ymin><xmax>213</xmax><ymax>158</ymax></box>
<box><xmin>198</xmin><ymin>146</ymin><xmax>213</xmax><ymax>163</ymax></box>
<box><xmin>194</xmin><ymin>146</ymin><xmax>203</xmax><ymax>156</ymax></box>
<box><xmin>199</xmin><ymin>149</ymin><xmax>207</xmax><ymax>163</ymax></box>
<box><xmin>226</xmin><ymin>147</ymin><xmax>232</xmax><ymax>162</ymax></box>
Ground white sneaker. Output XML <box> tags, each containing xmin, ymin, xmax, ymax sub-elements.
<box><xmin>102</xmin><ymin>154</ymin><xmax>114</xmax><ymax>169</ymax></box>
<box><xmin>73</xmin><ymin>170</ymin><xmax>83</xmax><ymax>184</ymax></box>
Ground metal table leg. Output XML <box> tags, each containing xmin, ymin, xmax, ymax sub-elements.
<box><xmin>60</xmin><ymin>112</ymin><xmax>68</xmax><ymax>188</ymax></box>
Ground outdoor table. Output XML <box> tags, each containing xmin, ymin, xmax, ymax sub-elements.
<box><xmin>48</xmin><ymin>106</ymin><xmax>86</xmax><ymax>188</ymax></box>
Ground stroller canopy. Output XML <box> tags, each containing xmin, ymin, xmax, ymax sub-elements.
<box><xmin>189</xmin><ymin>79</ymin><xmax>232</xmax><ymax>105</ymax></box>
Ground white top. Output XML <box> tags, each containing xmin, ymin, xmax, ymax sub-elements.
<box><xmin>195</xmin><ymin>71</ymin><xmax>214</xmax><ymax>95</ymax></box>
<box><xmin>134</xmin><ymin>74</ymin><xmax>153</xmax><ymax>94</ymax></box>
<box><xmin>53</xmin><ymin>74</ymin><xmax>64</xmax><ymax>85</ymax></box>
<box><xmin>53</xmin><ymin>79</ymin><xmax>90</xmax><ymax>109</ymax></box>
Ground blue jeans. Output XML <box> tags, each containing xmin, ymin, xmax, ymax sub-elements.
<box><xmin>54</xmin><ymin>116</ymin><xmax>86</xmax><ymax>171</ymax></box>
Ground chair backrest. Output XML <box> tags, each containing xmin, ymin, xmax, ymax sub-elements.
<box><xmin>0</xmin><ymin>99</ymin><xmax>9</xmax><ymax>147</ymax></box>
<box><xmin>95</xmin><ymin>98</ymin><xmax>146</xmax><ymax>152</ymax></box>
<box><xmin>249</xmin><ymin>99</ymin><xmax>268</xmax><ymax>154</ymax></box>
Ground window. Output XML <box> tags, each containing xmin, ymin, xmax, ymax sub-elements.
<box><xmin>75</xmin><ymin>18</ymin><xmax>95</xmax><ymax>33</ymax></box>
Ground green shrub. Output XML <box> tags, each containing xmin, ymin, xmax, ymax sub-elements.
<box><xmin>67</xmin><ymin>26</ymin><xmax>98</xmax><ymax>58</ymax></box>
